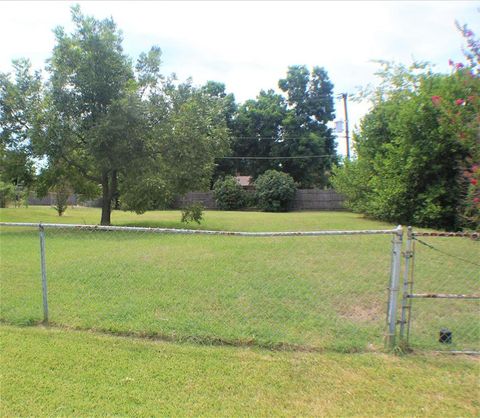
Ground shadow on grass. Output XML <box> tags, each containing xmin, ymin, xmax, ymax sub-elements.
<box><xmin>0</xmin><ymin>319</ymin><xmax>381</xmax><ymax>354</ymax></box>
<box><xmin>118</xmin><ymin>220</ymin><xmax>211</xmax><ymax>230</ymax></box>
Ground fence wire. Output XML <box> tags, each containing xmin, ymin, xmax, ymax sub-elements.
<box><xmin>405</xmin><ymin>233</ymin><xmax>480</xmax><ymax>352</ymax></box>
<box><xmin>0</xmin><ymin>223</ymin><xmax>399</xmax><ymax>353</ymax></box>
<box><xmin>0</xmin><ymin>225</ymin><xmax>42</xmax><ymax>325</ymax></box>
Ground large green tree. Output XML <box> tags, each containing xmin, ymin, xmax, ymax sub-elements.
<box><xmin>0</xmin><ymin>59</ymin><xmax>40</xmax><ymax>195</ymax></box>
<box><xmin>226</xmin><ymin>89</ymin><xmax>287</xmax><ymax>178</ymax></box>
<box><xmin>215</xmin><ymin>66</ymin><xmax>337</xmax><ymax>188</ymax></box>
<box><xmin>332</xmin><ymin>60</ymin><xmax>479</xmax><ymax>230</ymax></box>
<box><xmin>277</xmin><ymin>65</ymin><xmax>336</xmax><ymax>187</ymax></box>
<box><xmin>1</xmin><ymin>6</ymin><xmax>230</xmax><ymax>224</ymax></box>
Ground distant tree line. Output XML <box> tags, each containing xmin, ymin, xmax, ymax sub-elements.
<box><xmin>3</xmin><ymin>5</ymin><xmax>476</xmax><ymax>230</ymax></box>
<box><xmin>0</xmin><ymin>5</ymin><xmax>337</xmax><ymax>224</ymax></box>
<box><xmin>213</xmin><ymin>65</ymin><xmax>337</xmax><ymax>188</ymax></box>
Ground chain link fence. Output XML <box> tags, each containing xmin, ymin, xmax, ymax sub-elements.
<box><xmin>1</xmin><ymin>223</ymin><xmax>402</xmax><ymax>352</ymax></box>
<box><xmin>401</xmin><ymin>230</ymin><xmax>480</xmax><ymax>353</ymax></box>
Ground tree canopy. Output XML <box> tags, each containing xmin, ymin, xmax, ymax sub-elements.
<box><xmin>1</xmin><ymin>6</ymin><xmax>339</xmax><ymax>220</ymax></box>
<box><xmin>0</xmin><ymin>6</ymin><xmax>230</xmax><ymax>224</ymax></box>
<box><xmin>215</xmin><ymin>65</ymin><xmax>337</xmax><ymax>188</ymax></box>
<box><xmin>332</xmin><ymin>47</ymin><xmax>479</xmax><ymax>229</ymax></box>
<box><xmin>0</xmin><ymin>59</ymin><xmax>40</xmax><ymax>201</ymax></box>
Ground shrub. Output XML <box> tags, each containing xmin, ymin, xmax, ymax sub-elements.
<box><xmin>0</xmin><ymin>181</ymin><xmax>15</xmax><ymax>208</ymax></box>
<box><xmin>254</xmin><ymin>170</ymin><xmax>296</xmax><ymax>212</ymax></box>
<box><xmin>213</xmin><ymin>176</ymin><xmax>247</xmax><ymax>210</ymax></box>
<box><xmin>181</xmin><ymin>203</ymin><xmax>204</xmax><ymax>225</ymax></box>
<box><xmin>244</xmin><ymin>190</ymin><xmax>257</xmax><ymax>208</ymax></box>
<box><xmin>54</xmin><ymin>186</ymin><xmax>70</xmax><ymax>216</ymax></box>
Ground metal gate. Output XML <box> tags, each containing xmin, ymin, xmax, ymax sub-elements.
<box><xmin>400</xmin><ymin>227</ymin><xmax>480</xmax><ymax>353</ymax></box>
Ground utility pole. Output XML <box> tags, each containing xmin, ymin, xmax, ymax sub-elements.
<box><xmin>341</xmin><ymin>93</ymin><xmax>350</xmax><ymax>159</ymax></box>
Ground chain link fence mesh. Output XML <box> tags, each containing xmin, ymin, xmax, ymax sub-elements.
<box><xmin>405</xmin><ymin>233</ymin><xmax>480</xmax><ymax>352</ymax></box>
<box><xmin>1</xmin><ymin>224</ymin><xmax>399</xmax><ymax>352</ymax></box>
<box><xmin>1</xmin><ymin>225</ymin><xmax>43</xmax><ymax>324</ymax></box>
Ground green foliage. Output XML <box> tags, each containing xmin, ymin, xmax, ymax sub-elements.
<box><xmin>214</xmin><ymin>66</ymin><xmax>337</xmax><ymax>188</ymax></box>
<box><xmin>277</xmin><ymin>65</ymin><xmax>337</xmax><ymax>187</ymax></box>
<box><xmin>0</xmin><ymin>181</ymin><xmax>15</xmax><ymax>208</ymax></box>
<box><xmin>333</xmin><ymin>56</ymin><xmax>479</xmax><ymax>230</ymax></box>
<box><xmin>0</xmin><ymin>60</ymin><xmax>39</xmax><ymax>198</ymax></box>
<box><xmin>1</xmin><ymin>6</ymin><xmax>230</xmax><ymax>226</ymax></box>
<box><xmin>180</xmin><ymin>203</ymin><xmax>204</xmax><ymax>225</ymax></box>
<box><xmin>53</xmin><ymin>185</ymin><xmax>70</xmax><ymax>217</ymax></box>
<box><xmin>254</xmin><ymin>170</ymin><xmax>296</xmax><ymax>212</ymax></box>
<box><xmin>244</xmin><ymin>190</ymin><xmax>257</xmax><ymax>208</ymax></box>
<box><xmin>216</xmin><ymin>90</ymin><xmax>287</xmax><ymax>179</ymax></box>
<box><xmin>213</xmin><ymin>176</ymin><xmax>246</xmax><ymax>210</ymax></box>
<box><xmin>0</xmin><ymin>149</ymin><xmax>35</xmax><ymax>189</ymax></box>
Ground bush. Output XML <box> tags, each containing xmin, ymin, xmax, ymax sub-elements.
<box><xmin>181</xmin><ymin>203</ymin><xmax>204</xmax><ymax>225</ymax></box>
<box><xmin>0</xmin><ymin>181</ymin><xmax>15</xmax><ymax>208</ymax></box>
<box><xmin>254</xmin><ymin>170</ymin><xmax>296</xmax><ymax>212</ymax></box>
<box><xmin>54</xmin><ymin>186</ymin><xmax>70</xmax><ymax>216</ymax></box>
<box><xmin>244</xmin><ymin>190</ymin><xmax>257</xmax><ymax>208</ymax></box>
<box><xmin>213</xmin><ymin>176</ymin><xmax>247</xmax><ymax>210</ymax></box>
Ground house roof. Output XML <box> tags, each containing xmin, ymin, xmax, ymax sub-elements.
<box><xmin>235</xmin><ymin>176</ymin><xmax>252</xmax><ymax>187</ymax></box>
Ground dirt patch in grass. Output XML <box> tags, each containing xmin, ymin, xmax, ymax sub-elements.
<box><xmin>338</xmin><ymin>301</ymin><xmax>383</xmax><ymax>323</ymax></box>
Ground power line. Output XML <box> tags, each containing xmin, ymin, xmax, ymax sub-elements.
<box><xmin>216</xmin><ymin>154</ymin><xmax>336</xmax><ymax>160</ymax></box>
<box><xmin>230</xmin><ymin>135</ymin><xmax>339</xmax><ymax>140</ymax></box>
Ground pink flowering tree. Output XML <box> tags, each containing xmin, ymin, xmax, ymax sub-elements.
<box><xmin>333</xmin><ymin>21</ymin><xmax>479</xmax><ymax>230</ymax></box>
<box><xmin>433</xmin><ymin>22</ymin><xmax>480</xmax><ymax>228</ymax></box>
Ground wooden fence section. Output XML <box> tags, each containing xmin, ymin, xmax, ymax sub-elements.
<box><xmin>28</xmin><ymin>189</ymin><xmax>345</xmax><ymax>211</ymax></box>
<box><xmin>173</xmin><ymin>189</ymin><xmax>345</xmax><ymax>211</ymax></box>
<box><xmin>173</xmin><ymin>192</ymin><xmax>219</xmax><ymax>209</ymax></box>
<box><xmin>27</xmin><ymin>192</ymin><xmax>78</xmax><ymax>206</ymax></box>
<box><xmin>292</xmin><ymin>189</ymin><xmax>345</xmax><ymax>211</ymax></box>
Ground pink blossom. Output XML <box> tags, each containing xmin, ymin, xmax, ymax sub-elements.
<box><xmin>472</xmin><ymin>165</ymin><xmax>479</xmax><ymax>173</ymax></box>
<box><xmin>431</xmin><ymin>95</ymin><xmax>442</xmax><ymax>106</ymax></box>
<box><xmin>455</xmin><ymin>99</ymin><xmax>465</xmax><ymax>106</ymax></box>
<box><xmin>455</xmin><ymin>63</ymin><xmax>465</xmax><ymax>69</ymax></box>
<box><xmin>474</xmin><ymin>197</ymin><xmax>480</xmax><ymax>204</ymax></box>
<box><xmin>471</xmin><ymin>178</ymin><xmax>478</xmax><ymax>186</ymax></box>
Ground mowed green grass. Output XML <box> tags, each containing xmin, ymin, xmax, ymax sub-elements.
<box><xmin>0</xmin><ymin>205</ymin><xmax>396</xmax><ymax>231</ymax></box>
<box><xmin>1</xmin><ymin>207</ymin><xmax>479</xmax><ymax>351</ymax></box>
<box><xmin>1</xmin><ymin>324</ymin><xmax>479</xmax><ymax>417</ymax></box>
<box><xmin>0</xmin><ymin>224</ymin><xmax>394</xmax><ymax>351</ymax></box>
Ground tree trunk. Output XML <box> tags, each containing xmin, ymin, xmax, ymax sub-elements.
<box><xmin>111</xmin><ymin>170</ymin><xmax>120</xmax><ymax>210</ymax></box>
<box><xmin>100</xmin><ymin>172</ymin><xmax>112</xmax><ymax>225</ymax></box>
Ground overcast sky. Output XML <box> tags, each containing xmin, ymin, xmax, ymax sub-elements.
<box><xmin>1</xmin><ymin>1</ymin><xmax>478</xmax><ymax>155</ymax></box>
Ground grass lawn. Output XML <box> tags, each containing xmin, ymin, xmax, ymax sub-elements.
<box><xmin>0</xmin><ymin>205</ymin><xmax>396</xmax><ymax>231</ymax></box>
<box><xmin>1</xmin><ymin>206</ymin><xmax>478</xmax><ymax>352</ymax></box>
<box><xmin>1</xmin><ymin>207</ymin><xmax>399</xmax><ymax>351</ymax></box>
<box><xmin>1</xmin><ymin>324</ymin><xmax>478</xmax><ymax>417</ymax></box>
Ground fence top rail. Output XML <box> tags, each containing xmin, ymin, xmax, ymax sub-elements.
<box><xmin>0</xmin><ymin>222</ymin><xmax>402</xmax><ymax>237</ymax></box>
<box><xmin>412</xmin><ymin>231</ymin><xmax>479</xmax><ymax>239</ymax></box>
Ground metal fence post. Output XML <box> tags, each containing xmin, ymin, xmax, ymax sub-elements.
<box><xmin>39</xmin><ymin>224</ymin><xmax>49</xmax><ymax>323</ymax></box>
<box><xmin>400</xmin><ymin>226</ymin><xmax>413</xmax><ymax>343</ymax></box>
<box><xmin>385</xmin><ymin>225</ymin><xmax>403</xmax><ymax>349</ymax></box>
